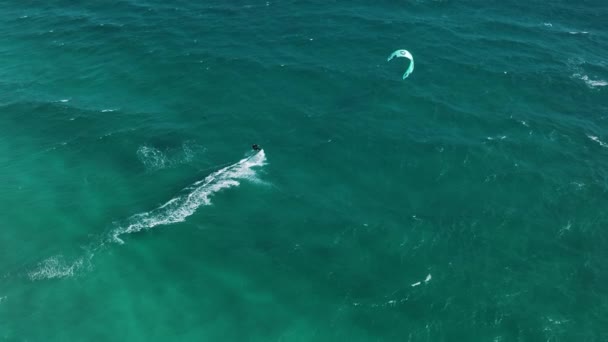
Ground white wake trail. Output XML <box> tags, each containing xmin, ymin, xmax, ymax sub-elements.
<box><xmin>112</xmin><ymin>150</ymin><xmax>266</xmax><ymax>243</ymax></box>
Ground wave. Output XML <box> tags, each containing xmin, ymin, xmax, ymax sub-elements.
<box><xmin>112</xmin><ymin>150</ymin><xmax>266</xmax><ymax>243</ymax></box>
<box><xmin>27</xmin><ymin>255</ymin><xmax>85</xmax><ymax>281</ymax></box>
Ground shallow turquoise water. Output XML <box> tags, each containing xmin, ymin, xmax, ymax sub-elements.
<box><xmin>1</xmin><ymin>1</ymin><xmax>608</xmax><ymax>341</ymax></box>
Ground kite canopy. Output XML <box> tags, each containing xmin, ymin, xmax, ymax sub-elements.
<box><xmin>387</xmin><ymin>49</ymin><xmax>414</xmax><ymax>79</ymax></box>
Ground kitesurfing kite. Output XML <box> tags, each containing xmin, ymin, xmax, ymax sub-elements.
<box><xmin>387</xmin><ymin>49</ymin><xmax>414</xmax><ymax>79</ymax></box>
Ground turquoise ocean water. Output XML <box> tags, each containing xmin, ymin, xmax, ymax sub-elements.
<box><xmin>1</xmin><ymin>0</ymin><xmax>608</xmax><ymax>340</ymax></box>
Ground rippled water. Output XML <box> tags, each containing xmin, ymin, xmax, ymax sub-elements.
<box><xmin>1</xmin><ymin>1</ymin><xmax>607</xmax><ymax>340</ymax></box>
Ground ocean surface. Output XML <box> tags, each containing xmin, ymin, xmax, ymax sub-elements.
<box><xmin>1</xmin><ymin>0</ymin><xmax>607</xmax><ymax>340</ymax></box>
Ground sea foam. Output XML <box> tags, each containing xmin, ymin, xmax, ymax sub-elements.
<box><xmin>136</xmin><ymin>143</ymin><xmax>196</xmax><ymax>171</ymax></box>
<box><xmin>587</xmin><ymin>135</ymin><xmax>608</xmax><ymax>148</ymax></box>
<box><xmin>574</xmin><ymin>74</ymin><xmax>607</xmax><ymax>88</ymax></box>
<box><xmin>27</xmin><ymin>255</ymin><xmax>84</xmax><ymax>281</ymax></box>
